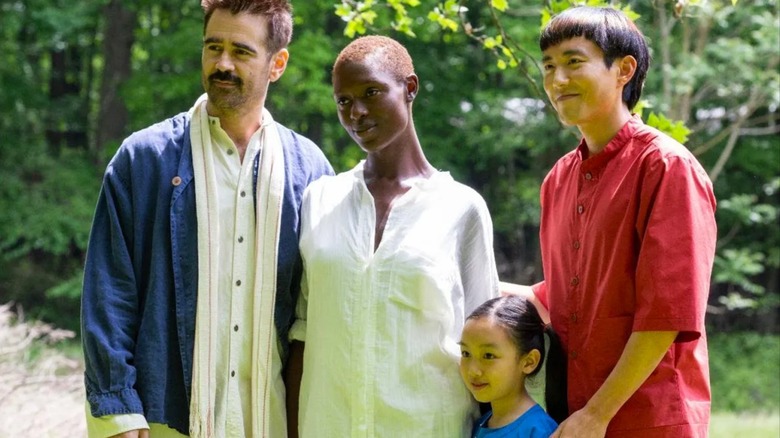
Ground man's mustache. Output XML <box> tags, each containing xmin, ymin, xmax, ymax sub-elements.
<box><xmin>209</xmin><ymin>71</ymin><xmax>242</xmax><ymax>85</ymax></box>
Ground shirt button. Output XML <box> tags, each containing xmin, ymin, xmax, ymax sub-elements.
<box><xmin>234</xmin><ymin>325</ymin><xmax>239</xmax><ymax>332</ymax></box>
<box><xmin>238</xmin><ymin>236</ymin><xmax>244</xmax><ymax>243</ymax></box>
<box><xmin>231</xmin><ymin>370</ymin><xmax>235</xmax><ymax>377</ymax></box>
<box><xmin>571</xmin><ymin>276</ymin><xmax>580</xmax><ymax>286</ymax></box>
<box><xmin>171</xmin><ymin>176</ymin><xmax>182</xmax><ymax>186</ymax></box>
<box><xmin>573</xmin><ymin>240</ymin><xmax>580</xmax><ymax>250</ymax></box>
<box><xmin>227</xmin><ymin>149</ymin><xmax>234</xmax><ymax>155</ymax></box>
<box><xmin>577</xmin><ymin>204</ymin><xmax>585</xmax><ymax>214</ymax></box>
<box><xmin>240</xmin><ymin>191</ymin><xmax>246</xmax><ymax>197</ymax></box>
<box><xmin>570</xmin><ymin>313</ymin><xmax>578</xmax><ymax>323</ymax></box>
<box><xmin>585</xmin><ymin>172</ymin><xmax>593</xmax><ymax>180</ymax></box>
<box><xmin>236</xmin><ymin>279</ymin><xmax>242</xmax><ymax>286</ymax></box>
<box><xmin>570</xmin><ymin>350</ymin><xmax>578</xmax><ymax>359</ymax></box>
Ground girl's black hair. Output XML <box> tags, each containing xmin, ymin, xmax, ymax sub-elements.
<box><xmin>467</xmin><ymin>295</ymin><xmax>568</xmax><ymax>424</ymax></box>
<box><xmin>539</xmin><ymin>6</ymin><xmax>650</xmax><ymax>111</ymax></box>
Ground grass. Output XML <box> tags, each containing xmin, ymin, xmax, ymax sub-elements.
<box><xmin>710</xmin><ymin>411</ymin><xmax>780</xmax><ymax>437</ymax></box>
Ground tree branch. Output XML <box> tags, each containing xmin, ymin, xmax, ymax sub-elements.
<box><xmin>708</xmin><ymin>88</ymin><xmax>763</xmax><ymax>182</ymax></box>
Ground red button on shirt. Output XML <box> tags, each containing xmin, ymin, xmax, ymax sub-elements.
<box><xmin>534</xmin><ymin>117</ymin><xmax>717</xmax><ymax>437</ymax></box>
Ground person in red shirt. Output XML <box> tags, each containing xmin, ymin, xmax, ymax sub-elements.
<box><xmin>504</xmin><ymin>6</ymin><xmax>717</xmax><ymax>438</ymax></box>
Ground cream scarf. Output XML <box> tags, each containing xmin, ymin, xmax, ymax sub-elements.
<box><xmin>188</xmin><ymin>94</ymin><xmax>285</xmax><ymax>437</ymax></box>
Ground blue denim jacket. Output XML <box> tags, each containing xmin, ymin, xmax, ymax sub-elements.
<box><xmin>81</xmin><ymin>112</ymin><xmax>332</xmax><ymax>434</ymax></box>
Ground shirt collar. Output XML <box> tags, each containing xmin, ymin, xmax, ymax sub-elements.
<box><xmin>351</xmin><ymin>160</ymin><xmax>451</xmax><ymax>191</ymax></box>
<box><xmin>578</xmin><ymin>115</ymin><xmax>643</xmax><ymax>172</ymax></box>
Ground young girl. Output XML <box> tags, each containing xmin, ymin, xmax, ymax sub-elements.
<box><xmin>460</xmin><ymin>295</ymin><xmax>567</xmax><ymax>437</ymax></box>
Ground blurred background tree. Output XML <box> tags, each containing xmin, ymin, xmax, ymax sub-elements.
<box><xmin>0</xmin><ymin>0</ymin><xmax>777</xmax><ymax>413</ymax></box>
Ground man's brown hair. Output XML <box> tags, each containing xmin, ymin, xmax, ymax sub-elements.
<box><xmin>201</xmin><ymin>0</ymin><xmax>293</xmax><ymax>56</ymax></box>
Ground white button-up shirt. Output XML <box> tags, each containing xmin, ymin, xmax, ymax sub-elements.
<box><xmin>210</xmin><ymin>116</ymin><xmax>286</xmax><ymax>437</ymax></box>
<box><xmin>292</xmin><ymin>162</ymin><xmax>499</xmax><ymax>437</ymax></box>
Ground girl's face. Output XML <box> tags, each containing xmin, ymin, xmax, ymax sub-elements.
<box><xmin>459</xmin><ymin>316</ymin><xmax>538</xmax><ymax>408</ymax></box>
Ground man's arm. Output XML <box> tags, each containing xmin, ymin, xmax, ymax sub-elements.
<box><xmin>286</xmin><ymin>263</ymin><xmax>310</xmax><ymax>438</ymax></box>
<box><xmin>552</xmin><ymin>330</ymin><xmax>678</xmax><ymax>438</ymax></box>
<box><xmin>285</xmin><ymin>341</ymin><xmax>305</xmax><ymax>438</ymax></box>
<box><xmin>82</xmin><ymin>155</ymin><xmax>146</xmax><ymax>425</ymax></box>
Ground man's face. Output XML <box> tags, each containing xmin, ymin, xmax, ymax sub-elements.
<box><xmin>542</xmin><ymin>36</ymin><xmax>626</xmax><ymax>129</ymax></box>
<box><xmin>201</xmin><ymin>9</ymin><xmax>287</xmax><ymax>118</ymax></box>
<box><xmin>332</xmin><ymin>58</ymin><xmax>415</xmax><ymax>154</ymax></box>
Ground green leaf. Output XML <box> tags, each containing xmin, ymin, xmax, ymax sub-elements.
<box><xmin>360</xmin><ymin>10</ymin><xmax>378</xmax><ymax>25</ymax></box>
<box><xmin>335</xmin><ymin>4</ymin><xmax>352</xmax><ymax>18</ymax></box>
<box><xmin>344</xmin><ymin>20</ymin><xmax>358</xmax><ymax>38</ymax></box>
<box><xmin>645</xmin><ymin>112</ymin><xmax>691</xmax><ymax>144</ymax></box>
<box><xmin>491</xmin><ymin>0</ymin><xmax>509</xmax><ymax>12</ymax></box>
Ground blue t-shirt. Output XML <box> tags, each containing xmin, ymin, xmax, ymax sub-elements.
<box><xmin>473</xmin><ymin>404</ymin><xmax>558</xmax><ymax>438</ymax></box>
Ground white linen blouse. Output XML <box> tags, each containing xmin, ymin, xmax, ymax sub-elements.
<box><xmin>292</xmin><ymin>161</ymin><xmax>499</xmax><ymax>437</ymax></box>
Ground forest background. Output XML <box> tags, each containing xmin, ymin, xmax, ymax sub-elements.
<box><xmin>0</xmin><ymin>0</ymin><xmax>778</xmax><ymax>435</ymax></box>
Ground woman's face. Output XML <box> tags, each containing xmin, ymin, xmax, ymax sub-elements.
<box><xmin>332</xmin><ymin>58</ymin><xmax>415</xmax><ymax>154</ymax></box>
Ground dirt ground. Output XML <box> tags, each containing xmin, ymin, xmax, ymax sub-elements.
<box><xmin>0</xmin><ymin>369</ymin><xmax>86</xmax><ymax>437</ymax></box>
<box><xmin>0</xmin><ymin>304</ymin><xmax>86</xmax><ymax>437</ymax></box>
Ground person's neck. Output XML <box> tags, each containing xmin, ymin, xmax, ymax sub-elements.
<box><xmin>579</xmin><ymin>108</ymin><xmax>632</xmax><ymax>157</ymax></box>
<box><xmin>210</xmin><ymin>105</ymin><xmax>264</xmax><ymax>162</ymax></box>
<box><xmin>364</xmin><ymin>139</ymin><xmax>434</xmax><ymax>183</ymax></box>
<box><xmin>487</xmin><ymin>390</ymin><xmax>536</xmax><ymax>429</ymax></box>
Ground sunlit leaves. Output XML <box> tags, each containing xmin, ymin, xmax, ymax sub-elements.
<box><xmin>541</xmin><ymin>1</ymin><xmax>639</xmax><ymax>28</ymax></box>
<box><xmin>490</xmin><ymin>0</ymin><xmax>508</xmax><ymax>12</ymax></box>
<box><xmin>336</xmin><ymin>0</ymin><xmax>428</xmax><ymax>37</ymax></box>
<box><xmin>481</xmin><ymin>35</ymin><xmax>518</xmax><ymax>70</ymax></box>
<box><xmin>646</xmin><ymin>112</ymin><xmax>692</xmax><ymax>144</ymax></box>
<box><xmin>637</xmin><ymin>103</ymin><xmax>693</xmax><ymax>145</ymax></box>
<box><xmin>335</xmin><ymin>1</ymin><xmax>379</xmax><ymax>38</ymax></box>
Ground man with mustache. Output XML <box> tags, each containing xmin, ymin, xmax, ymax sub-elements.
<box><xmin>80</xmin><ymin>1</ymin><xmax>332</xmax><ymax>436</ymax></box>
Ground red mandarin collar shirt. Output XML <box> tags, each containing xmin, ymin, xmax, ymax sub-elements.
<box><xmin>533</xmin><ymin>116</ymin><xmax>717</xmax><ymax>437</ymax></box>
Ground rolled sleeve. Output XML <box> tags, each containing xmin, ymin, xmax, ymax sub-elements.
<box><xmin>85</xmin><ymin>401</ymin><xmax>148</xmax><ymax>438</ymax></box>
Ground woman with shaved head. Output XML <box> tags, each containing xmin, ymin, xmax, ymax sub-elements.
<box><xmin>287</xmin><ymin>36</ymin><xmax>500</xmax><ymax>437</ymax></box>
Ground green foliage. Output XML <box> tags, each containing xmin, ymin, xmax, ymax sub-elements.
<box><xmin>0</xmin><ymin>0</ymin><xmax>775</xmax><ymax>334</ymax></box>
<box><xmin>125</xmin><ymin>4</ymin><xmax>203</xmax><ymax>129</ymax></box>
<box><xmin>645</xmin><ymin>112</ymin><xmax>692</xmax><ymax>144</ymax></box>
<box><xmin>335</xmin><ymin>0</ymin><xmax>381</xmax><ymax>37</ymax></box>
<box><xmin>541</xmin><ymin>1</ymin><xmax>639</xmax><ymax>28</ymax></box>
<box><xmin>330</xmin><ymin>0</ymin><xmax>780</xmax><ymax>326</ymax></box>
<box><xmin>0</xmin><ymin>148</ymin><xmax>97</xmax><ymax>260</ymax></box>
<box><xmin>714</xmin><ymin>189</ymin><xmax>780</xmax><ymax>309</ymax></box>
<box><xmin>709</xmin><ymin>332</ymin><xmax>780</xmax><ymax>412</ymax></box>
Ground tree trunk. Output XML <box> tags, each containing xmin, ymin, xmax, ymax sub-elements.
<box><xmin>95</xmin><ymin>0</ymin><xmax>137</xmax><ymax>163</ymax></box>
<box><xmin>46</xmin><ymin>46</ymin><xmax>87</xmax><ymax>152</ymax></box>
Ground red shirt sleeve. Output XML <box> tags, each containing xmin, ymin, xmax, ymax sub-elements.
<box><xmin>531</xmin><ymin>281</ymin><xmax>548</xmax><ymax>310</ymax></box>
<box><xmin>632</xmin><ymin>148</ymin><xmax>717</xmax><ymax>342</ymax></box>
